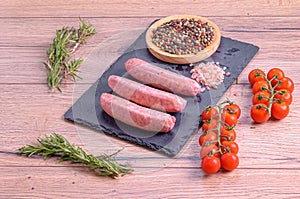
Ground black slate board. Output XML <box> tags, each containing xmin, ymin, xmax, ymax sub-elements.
<box><xmin>64</xmin><ymin>23</ymin><xmax>259</xmax><ymax>156</ymax></box>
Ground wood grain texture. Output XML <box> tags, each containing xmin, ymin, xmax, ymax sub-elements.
<box><xmin>1</xmin><ymin>16</ymin><xmax>300</xmax><ymax>48</ymax></box>
<box><xmin>0</xmin><ymin>166</ymin><xmax>299</xmax><ymax>199</ymax></box>
<box><xmin>0</xmin><ymin>17</ymin><xmax>300</xmax><ymax>84</ymax></box>
<box><xmin>1</xmin><ymin>0</ymin><xmax>300</xmax><ymax>198</ymax></box>
<box><xmin>1</xmin><ymin>0</ymin><xmax>300</xmax><ymax>17</ymax></box>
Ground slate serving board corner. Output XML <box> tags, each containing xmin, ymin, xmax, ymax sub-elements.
<box><xmin>64</xmin><ymin>21</ymin><xmax>259</xmax><ymax>156</ymax></box>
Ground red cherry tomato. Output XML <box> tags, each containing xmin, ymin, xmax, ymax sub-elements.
<box><xmin>224</xmin><ymin>104</ymin><xmax>241</xmax><ymax>119</ymax></box>
<box><xmin>274</xmin><ymin>89</ymin><xmax>292</xmax><ymax>105</ymax></box>
<box><xmin>221</xmin><ymin>127</ymin><xmax>236</xmax><ymax>142</ymax></box>
<box><xmin>201</xmin><ymin>119</ymin><xmax>218</xmax><ymax>133</ymax></box>
<box><xmin>221</xmin><ymin>140</ymin><xmax>239</xmax><ymax>154</ymax></box>
<box><xmin>222</xmin><ymin>110</ymin><xmax>238</xmax><ymax>127</ymax></box>
<box><xmin>220</xmin><ymin>153</ymin><xmax>239</xmax><ymax>171</ymax></box>
<box><xmin>248</xmin><ymin>69</ymin><xmax>266</xmax><ymax>85</ymax></box>
<box><xmin>271</xmin><ymin>101</ymin><xmax>289</xmax><ymax>120</ymax></box>
<box><xmin>200</xmin><ymin>144</ymin><xmax>219</xmax><ymax>158</ymax></box>
<box><xmin>250</xmin><ymin>104</ymin><xmax>270</xmax><ymax>123</ymax></box>
<box><xmin>202</xmin><ymin>132</ymin><xmax>218</xmax><ymax>146</ymax></box>
<box><xmin>201</xmin><ymin>156</ymin><xmax>221</xmax><ymax>174</ymax></box>
<box><xmin>274</xmin><ymin>77</ymin><xmax>294</xmax><ymax>93</ymax></box>
<box><xmin>202</xmin><ymin>107</ymin><xmax>218</xmax><ymax>121</ymax></box>
<box><xmin>252</xmin><ymin>91</ymin><xmax>270</xmax><ymax>106</ymax></box>
<box><xmin>252</xmin><ymin>80</ymin><xmax>269</xmax><ymax>94</ymax></box>
<box><xmin>267</xmin><ymin>68</ymin><xmax>285</xmax><ymax>85</ymax></box>
<box><xmin>198</xmin><ymin>134</ymin><xmax>206</xmax><ymax>146</ymax></box>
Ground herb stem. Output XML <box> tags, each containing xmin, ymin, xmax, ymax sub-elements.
<box><xmin>44</xmin><ymin>17</ymin><xmax>96</xmax><ymax>92</ymax></box>
<box><xmin>17</xmin><ymin>133</ymin><xmax>132</xmax><ymax>178</ymax></box>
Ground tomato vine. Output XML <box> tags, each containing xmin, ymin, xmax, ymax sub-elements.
<box><xmin>249</xmin><ymin>68</ymin><xmax>294</xmax><ymax>123</ymax></box>
<box><xmin>199</xmin><ymin>100</ymin><xmax>240</xmax><ymax>174</ymax></box>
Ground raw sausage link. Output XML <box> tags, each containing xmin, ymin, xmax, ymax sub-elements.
<box><xmin>100</xmin><ymin>93</ymin><xmax>176</xmax><ymax>132</ymax></box>
<box><xmin>108</xmin><ymin>75</ymin><xmax>187</xmax><ymax>112</ymax></box>
<box><xmin>125</xmin><ymin>58</ymin><xmax>201</xmax><ymax>96</ymax></box>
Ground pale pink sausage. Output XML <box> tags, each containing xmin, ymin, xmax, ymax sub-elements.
<box><xmin>100</xmin><ymin>93</ymin><xmax>176</xmax><ymax>132</ymax></box>
<box><xmin>108</xmin><ymin>75</ymin><xmax>187</xmax><ymax>112</ymax></box>
<box><xmin>125</xmin><ymin>58</ymin><xmax>201</xmax><ymax>96</ymax></box>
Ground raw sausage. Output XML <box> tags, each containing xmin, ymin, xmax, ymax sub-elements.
<box><xmin>100</xmin><ymin>93</ymin><xmax>176</xmax><ymax>132</ymax></box>
<box><xmin>125</xmin><ymin>58</ymin><xmax>201</xmax><ymax>96</ymax></box>
<box><xmin>108</xmin><ymin>75</ymin><xmax>187</xmax><ymax>112</ymax></box>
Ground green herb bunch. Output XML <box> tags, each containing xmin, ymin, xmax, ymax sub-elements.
<box><xmin>43</xmin><ymin>17</ymin><xmax>96</xmax><ymax>92</ymax></box>
<box><xmin>17</xmin><ymin>133</ymin><xmax>132</xmax><ymax>178</ymax></box>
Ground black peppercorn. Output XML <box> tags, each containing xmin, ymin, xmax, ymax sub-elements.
<box><xmin>152</xmin><ymin>18</ymin><xmax>215</xmax><ymax>55</ymax></box>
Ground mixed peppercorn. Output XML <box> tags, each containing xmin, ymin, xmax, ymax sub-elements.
<box><xmin>152</xmin><ymin>18</ymin><xmax>215</xmax><ymax>55</ymax></box>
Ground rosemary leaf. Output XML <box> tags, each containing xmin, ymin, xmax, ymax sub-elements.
<box><xmin>17</xmin><ymin>133</ymin><xmax>132</xmax><ymax>178</ymax></box>
<box><xmin>44</xmin><ymin>18</ymin><xmax>96</xmax><ymax>92</ymax></box>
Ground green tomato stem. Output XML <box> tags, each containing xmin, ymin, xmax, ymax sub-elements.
<box><xmin>217</xmin><ymin>105</ymin><xmax>223</xmax><ymax>155</ymax></box>
<box><xmin>263</xmin><ymin>75</ymin><xmax>277</xmax><ymax>117</ymax></box>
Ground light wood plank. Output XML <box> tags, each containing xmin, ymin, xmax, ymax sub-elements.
<box><xmin>1</xmin><ymin>17</ymin><xmax>300</xmax><ymax>47</ymax></box>
<box><xmin>0</xmin><ymin>33</ymin><xmax>300</xmax><ymax>84</ymax></box>
<box><xmin>1</xmin><ymin>0</ymin><xmax>299</xmax><ymax>17</ymax></box>
<box><xmin>1</xmin><ymin>17</ymin><xmax>299</xmax><ymax>84</ymax></box>
<box><xmin>1</xmin><ymin>0</ymin><xmax>300</xmax><ymax>198</ymax></box>
<box><xmin>0</xmin><ymin>166</ymin><xmax>299</xmax><ymax>199</ymax></box>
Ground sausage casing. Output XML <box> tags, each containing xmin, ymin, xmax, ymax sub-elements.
<box><xmin>100</xmin><ymin>93</ymin><xmax>176</xmax><ymax>132</ymax></box>
<box><xmin>108</xmin><ymin>75</ymin><xmax>187</xmax><ymax>112</ymax></box>
<box><xmin>125</xmin><ymin>58</ymin><xmax>201</xmax><ymax>96</ymax></box>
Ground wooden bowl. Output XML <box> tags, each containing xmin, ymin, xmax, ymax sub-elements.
<box><xmin>145</xmin><ymin>15</ymin><xmax>221</xmax><ymax>64</ymax></box>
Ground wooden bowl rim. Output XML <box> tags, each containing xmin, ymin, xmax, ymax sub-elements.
<box><xmin>145</xmin><ymin>15</ymin><xmax>221</xmax><ymax>59</ymax></box>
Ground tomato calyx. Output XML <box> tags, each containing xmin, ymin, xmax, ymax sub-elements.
<box><xmin>223</xmin><ymin>107</ymin><xmax>236</xmax><ymax>114</ymax></box>
<box><xmin>254</xmin><ymin>70</ymin><xmax>263</xmax><ymax>78</ymax></box>
<box><xmin>273</xmin><ymin>98</ymin><xmax>284</xmax><ymax>103</ymax></box>
<box><xmin>255</xmin><ymin>104</ymin><xmax>268</xmax><ymax>110</ymax></box>
<box><xmin>223</xmin><ymin>123</ymin><xmax>235</xmax><ymax>130</ymax></box>
<box><xmin>274</xmin><ymin>89</ymin><xmax>289</xmax><ymax>98</ymax></box>
<box><xmin>257</xmin><ymin>93</ymin><xmax>270</xmax><ymax>101</ymax></box>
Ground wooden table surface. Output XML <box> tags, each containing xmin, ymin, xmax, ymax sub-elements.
<box><xmin>1</xmin><ymin>1</ymin><xmax>300</xmax><ymax>198</ymax></box>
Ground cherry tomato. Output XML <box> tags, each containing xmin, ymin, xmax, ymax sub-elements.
<box><xmin>203</xmin><ymin>132</ymin><xmax>218</xmax><ymax>146</ymax></box>
<box><xmin>221</xmin><ymin>140</ymin><xmax>239</xmax><ymax>154</ymax></box>
<box><xmin>267</xmin><ymin>68</ymin><xmax>285</xmax><ymax>85</ymax></box>
<box><xmin>202</xmin><ymin>107</ymin><xmax>218</xmax><ymax>120</ymax></box>
<box><xmin>201</xmin><ymin>122</ymin><xmax>210</xmax><ymax>133</ymax></box>
<box><xmin>200</xmin><ymin>144</ymin><xmax>219</xmax><ymax>158</ymax></box>
<box><xmin>274</xmin><ymin>89</ymin><xmax>292</xmax><ymax>105</ymax></box>
<box><xmin>250</xmin><ymin>104</ymin><xmax>269</xmax><ymax>123</ymax></box>
<box><xmin>220</xmin><ymin>153</ymin><xmax>239</xmax><ymax>171</ymax></box>
<box><xmin>248</xmin><ymin>69</ymin><xmax>266</xmax><ymax>85</ymax></box>
<box><xmin>201</xmin><ymin>119</ymin><xmax>218</xmax><ymax>133</ymax></box>
<box><xmin>252</xmin><ymin>80</ymin><xmax>269</xmax><ymax>94</ymax></box>
<box><xmin>271</xmin><ymin>101</ymin><xmax>289</xmax><ymax>120</ymax></box>
<box><xmin>224</xmin><ymin>104</ymin><xmax>241</xmax><ymax>119</ymax></box>
<box><xmin>274</xmin><ymin>77</ymin><xmax>294</xmax><ymax>93</ymax></box>
<box><xmin>222</xmin><ymin>110</ymin><xmax>238</xmax><ymax>127</ymax></box>
<box><xmin>221</xmin><ymin>127</ymin><xmax>236</xmax><ymax>142</ymax></box>
<box><xmin>252</xmin><ymin>91</ymin><xmax>270</xmax><ymax>106</ymax></box>
<box><xmin>201</xmin><ymin>156</ymin><xmax>221</xmax><ymax>174</ymax></box>
<box><xmin>198</xmin><ymin>134</ymin><xmax>206</xmax><ymax>146</ymax></box>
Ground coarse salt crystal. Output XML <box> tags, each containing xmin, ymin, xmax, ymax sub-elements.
<box><xmin>190</xmin><ymin>61</ymin><xmax>228</xmax><ymax>91</ymax></box>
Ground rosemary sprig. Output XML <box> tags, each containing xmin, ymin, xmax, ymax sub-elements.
<box><xmin>43</xmin><ymin>17</ymin><xmax>96</xmax><ymax>92</ymax></box>
<box><xmin>17</xmin><ymin>133</ymin><xmax>132</xmax><ymax>178</ymax></box>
